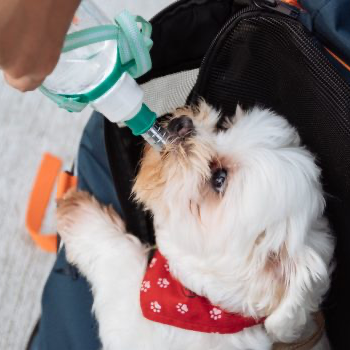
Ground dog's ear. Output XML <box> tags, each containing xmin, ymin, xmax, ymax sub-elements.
<box><xmin>254</xmin><ymin>160</ymin><xmax>332</xmax><ymax>341</ymax></box>
<box><xmin>262</xmin><ymin>214</ymin><xmax>333</xmax><ymax>343</ymax></box>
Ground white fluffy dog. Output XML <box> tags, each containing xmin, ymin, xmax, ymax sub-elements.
<box><xmin>58</xmin><ymin>102</ymin><xmax>334</xmax><ymax>350</ymax></box>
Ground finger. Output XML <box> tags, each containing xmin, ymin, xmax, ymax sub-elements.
<box><xmin>4</xmin><ymin>72</ymin><xmax>44</xmax><ymax>92</ymax></box>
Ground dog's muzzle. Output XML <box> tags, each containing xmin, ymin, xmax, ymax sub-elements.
<box><xmin>167</xmin><ymin>115</ymin><xmax>195</xmax><ymax>142</ymax></box>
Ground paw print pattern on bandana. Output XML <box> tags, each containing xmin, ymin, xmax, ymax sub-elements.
<box><xmin>150</xmin><ymin>301</ymin><xmax>161</xmax><ymax>313</ymax></box>
<box><xmin>176</xmin><ymin>303</ymin><xmax>189</xmax><ymax>314</ymax></box>
<box><xmin>157</xmin><ymin>278</ymin><xmax>170</xmax><ymax>288</ymax></box>
<box><xmin>140</xmin><ymin>281</ymin><xmax>151</xmax><ymax>292</ymax></box>
<box><xmin>149</xmin><ymin>258</ymin><xmax>157</xmax><ymax>268</ymax></box>
<box><xmin>210</xmin><ymin>307</ymin><xmax>222</xmax><ymax>320</ymax></box>
<box><xmin>140</xmin><ymin>250</ymin><xmax>264</xmax><ymax>333</ymax></box>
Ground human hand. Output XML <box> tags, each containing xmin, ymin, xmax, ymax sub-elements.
<box><xmin>0</xmin><ymin>0</ymin><xmax>80</xmax><ymax>91</ymax></box>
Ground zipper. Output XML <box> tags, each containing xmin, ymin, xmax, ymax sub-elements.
<box><xmin>193</xmin><ymin>0</ymin><xmax>300</xmax><ymax>97</ymax></box>
<box><xmin>253</xmin><ymin>0</ymin><xmax>299</xmax><ymax>18</ymax></box>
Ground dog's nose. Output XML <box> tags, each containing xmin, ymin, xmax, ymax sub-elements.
<box><xmin>167</xmin><ymin>115</ymin><xmax>194</xmax><ymax>138</ymax></box>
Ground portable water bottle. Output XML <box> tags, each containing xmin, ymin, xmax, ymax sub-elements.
<box><xmin>41</xmin><ymin>0</ymin><xmax>168</xmax><ymax>151</ymax></box>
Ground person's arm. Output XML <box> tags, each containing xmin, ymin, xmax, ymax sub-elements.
<box><xmin>0</xmin><ymin>0</ymin><xmax>80</xmax><ymax>91</ymax></box>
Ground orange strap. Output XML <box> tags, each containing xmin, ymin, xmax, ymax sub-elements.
<box><xmin>26</xmin><ymin>153</ymin><xmax>77</xmax><ymax>253</ymax></box>
<box><xmin>281</xmin><ymin>0</ymin><xmax>302</xmax><ymax>9</ymax></box>
<box><xmin>325</xmin><ymin>47</ymin><xmax>350</xmax><ymax>72</ymax></box>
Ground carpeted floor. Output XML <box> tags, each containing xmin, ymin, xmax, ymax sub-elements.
<box><xmin>0</xmin><ymin>1</ymin><xmax>173</xmax><ymax>349</ymax></box>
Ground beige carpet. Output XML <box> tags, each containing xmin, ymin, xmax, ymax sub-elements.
<box><xmin>0</xmin><ymin>1</ymin><xmax>173</xmax><ymax>349</ymax></box>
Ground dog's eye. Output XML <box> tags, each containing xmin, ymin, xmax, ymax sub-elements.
<box><xmin>211</xmin><ymin>168</ymin><xmax>228</xmax><ymax>193</ymax></box>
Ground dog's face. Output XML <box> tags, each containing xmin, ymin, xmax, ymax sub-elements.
<box><xmin>134</xmin><ymin>101</ymin><xmax>324</xmax><ymax>257</ymax></box>
<box><xmin>133</xmin><ymin>102</ymin><xmax>329</xmax><ymax>315</ymax></box>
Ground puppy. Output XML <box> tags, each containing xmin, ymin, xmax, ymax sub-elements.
<box><xmin>58</xmin><ymin>101</ymin><xmax>334</xmax><ymax>350</ymax></box>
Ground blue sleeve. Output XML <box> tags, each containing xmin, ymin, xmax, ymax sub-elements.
<box><xmin>299</xmin><ymin>0</ymin><xmax>350</xmax><ymax>63</ymax></box>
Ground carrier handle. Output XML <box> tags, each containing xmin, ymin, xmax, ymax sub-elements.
<box><xmin>26</xmin><ymin>153</ymin><xmax>77</xmax><ymax>253</ymax></box>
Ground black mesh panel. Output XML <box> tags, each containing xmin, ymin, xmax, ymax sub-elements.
<box><xmin>191</xmin><ymin>13</ymin><xmax>350</xmax><ymax>348</ymax></box>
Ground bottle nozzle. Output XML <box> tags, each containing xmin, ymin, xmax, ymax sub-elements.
<box><xmin>125</xmin><ymin>103</ymin><xmax>169</xmax><ymax>151</ymax></box>
<box><xmin>142</xmin><ymin>122</ymin><xmax>169</xmax><ymax>151</ymax></box>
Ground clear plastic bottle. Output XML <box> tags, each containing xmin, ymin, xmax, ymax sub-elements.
<box><xmin>42</xmin><ymin>0</ymin><xmax>169</xmax><ymax>151</ymax></box>
<box><xmin>43</xmin><ymin>0</ymin><xmax>117</xmax><ymax>95</ymax></box>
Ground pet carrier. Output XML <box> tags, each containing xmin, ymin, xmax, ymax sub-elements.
<box><xmin>27</xmin><ymin>0</ymin><xmax>350</xmax><ymax>349</ymax></box>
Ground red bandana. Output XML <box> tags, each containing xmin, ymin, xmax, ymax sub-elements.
<box><xmin>140</xmin><ymin>250</ymin><xmax>264</xmax><ymax>334</ymax></box>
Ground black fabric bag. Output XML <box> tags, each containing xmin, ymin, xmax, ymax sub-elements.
<box><xmin>105</xmin><ymin>0</ymin><xmax>350</xmax><ymax>348</ymax></box>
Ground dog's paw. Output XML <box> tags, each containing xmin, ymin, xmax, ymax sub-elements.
<box><xmin>57</xmin><ymin>190</ymin><xmax>138</xmax><ymax>281</ymax></box>
<box><xmin>57</xmin><ymin>190</ymin><xmax>125</xmax><ymax>240</ymax></box>
<box><xmin>57</xmin><ymin>190</ymin><xmax>126</xmax><ymax>264</ymax></box>
<box><xmin>57</xmin><ymin>190</ymin><xmax>93</xmax><ymax>240</ymax></box>
<box><xmin>57</xmin><ymin>190</ymin><xmax>128</xmax><ymax>270</ymax></box>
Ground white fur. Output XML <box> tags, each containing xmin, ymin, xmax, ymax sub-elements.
<box><xmin>58</xmin><ymin>104</ymin><xmax>334</xmax><ymax>349</ymax></box>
